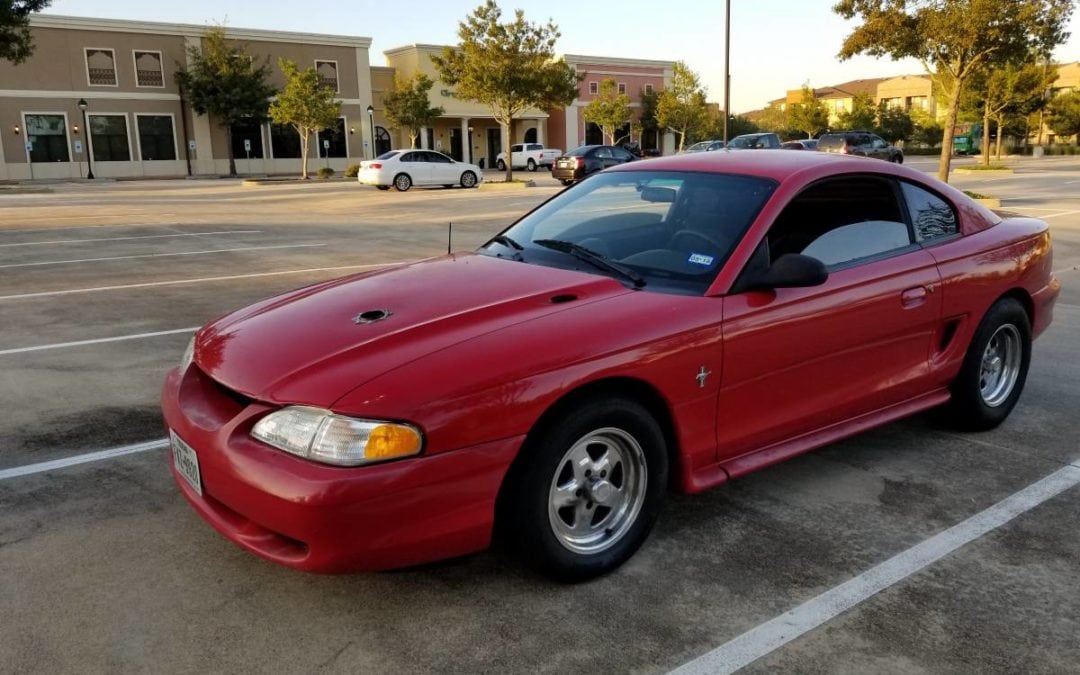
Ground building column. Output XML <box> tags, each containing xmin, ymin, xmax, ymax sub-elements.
<box><xmin>565</xmin><ymin>106</ymin><xmax>579</xmax><ymax>149</ymax></box>
<box><xmin>536</xmin><ymin>121</ymin><xmax>544</xmax><ymax>145</ymax></box>
<box><xmin>500</xmin><ymin>123</ymin><xmax>508</xmax><ymax>155</ymax></box>
<box><xmin>460</xmin><ymin>117</ymin><xmax>471</xmax><ymax>164</ymax></box>
<box><xmin>419</xmin><ymin>127</ymin><xmax>429</xmax><ymax>149</ymax></box>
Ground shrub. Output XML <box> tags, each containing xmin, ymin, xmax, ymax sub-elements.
<box><xmin>316</xmin><ymin>166</ymin><xmax>335</xmax><ymax>179</ymax></box>
<box><xmin>344</xmin><ymin>164</ymin><xmax>360</xmax><ymax>177</ymax></box>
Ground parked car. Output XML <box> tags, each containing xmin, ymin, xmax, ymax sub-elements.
<box><xmin>357</xmin><ymin>149</ymin><xmax>483</xmax><ymax>191</ymax></box>
<box><xmin>496</xmin><ymin>143</ymin><xmax>562</xmax><ymax>172</ymax></box>
<box><xmin>684</xmin><ymin>140</ymin><xmax>726</xmax><ymax>153</ymax></box>
<box><xmin>621</xmin><ymin>141</ymin><xmax>644</xmax><ymax>157</ymax></box>
<box><xmin>726</xmin><ymin>132</ymin><xmax>782</xmax><ymax>149</ymax></box>
<box><xmin>164</xmin><ymin>150</ymin><xmax>1057</xmax><ymax>581</ymax></box>
<box><xmin>818</xmin><ymin>131</ymin><xmax>904</xmax><ymax>163</ymax></box>
<box><xmin>551</xmin><ymin>145</ymin><xmax>636</xmax><ymax>185</ymax></box>
<box><xmin>782</xmin><ymin>139</ymin><xmax>818</xmax><ymax>150</ymax></box>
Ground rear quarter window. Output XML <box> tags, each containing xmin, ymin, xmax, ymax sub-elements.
<box><xmin>901</xmin><ymin>182</ymin><xmax>959</xmax><ymax>242</ymax></box>
<box><xmin>818</xmin><ymin>135</ymin><xmax>844</xmax><ymax>149</ymax></box>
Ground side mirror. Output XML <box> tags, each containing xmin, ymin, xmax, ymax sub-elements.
<box><xmin>747</xmin><ymin>253</ymin><xmax>828</xmax><ymax>290</ymax></box>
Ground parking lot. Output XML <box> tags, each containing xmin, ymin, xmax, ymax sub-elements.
<box><xmin>1</xmin><ymin>156</ymin><xmax>1079</xmax><ymax>673</ymax></box>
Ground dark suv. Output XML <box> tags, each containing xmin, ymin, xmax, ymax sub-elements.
<box><xmin>818</xmin><ymin>131</ymin><xmax>904</xmax><ymax>163</ymax></box>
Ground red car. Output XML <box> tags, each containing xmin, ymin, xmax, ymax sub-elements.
<box><xmin>163</xmin><ymin>151</ymin><xmax>1059</xmax><ymax>581</ymax></box>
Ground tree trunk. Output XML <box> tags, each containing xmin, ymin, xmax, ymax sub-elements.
<box><xmin>981</xmin><ymin>102</ymin><xmax>992</xmax><ymax>167</ymax></box>
<box><xmin>225</xmin><ymin>125</ymin><xmax>237</xmax><ymax>177</ymax></box>
<box><xmin>677</xmin><ymin>130</ymin><xmax>685</xmax><ymax>152</ymax></box>
<box><xmin>300</xmin><ymin>130</ymin><xmax>309</xmax><ymax>180</ymax></box>
<box><xmin>995</xmin><ymin>114</ymin><xmax>1005</xmax><ymax>160</ymax></box>
<box><xmin>503</xmin><ymin>121</ymin><xmax>513</xmax><ymax>182</ymax></box>
<box><xmin>938</xmin><ymin>75</ymin><xmax>964</xmax><ymax>182</ymax></box>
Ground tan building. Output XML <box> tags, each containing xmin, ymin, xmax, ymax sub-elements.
<box><xmin>1041</xmin><ymin>61</ymin><xmax>1079</xmax><ymax>145</ymax></box>
<box><xmin>0</xmin><ymin>15</ymin><xmax>374</xmax><ymax>180</ymax></box>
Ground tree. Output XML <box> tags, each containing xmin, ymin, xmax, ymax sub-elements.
<box><xmin>268</xmin><ymin>59</ymin><xmax>341</xmax><ymax>180</ymax></box>
<box><xmin>1</xmin><ymin>0</ymin><xmax>49</xmax><ymax>64</ymax></box>
<box><xmin>1046</xmin><ymin>91</ymin><xmax>1080</xmax><ymax>140</ymax></box>
<box><xmin>968</xmin><ymin>59</ymin><xmax>1052</xmax><ymax>162</ymax></box>
<box><xmin>728</xmin><ymin>114</ymin><xmax>761</xmax><ymax>137</ymax></box>
<box><xmin>382</xmin><ymin>73</ymin><xmax>444</xmax><ymax>148</ymax></box>
<box><xmin>582</xmin><ymin>78</ymin><xmax>632</xmax><ymax>145</ymax></box>
<box><xmin>175</xmin><ymin>27</ymin><xmax>276</xmax><ymax>176</ymax></box>
<box><xmin>755</xmin><ymin>103</ymin><xmax>789</xmax><ymax>134</ymax></box>
<box><xmin>837</xmin><ymin>92</ymin><xmax>877</xmax><ymax>130</ymax></box>
<box><xmin>656</xmin><ymin>61</ymin><xmax>709</xmax><ymax>152</ymax></box>
<box><xmin>834</xmin><ymin>0</ymin><xmax>1074</xmax><ymax>182</ymax></box>
<box><xmin>786</xmin><ymin>86</ymin><xmax>829</xmax><ymax>139</ymax></box>
<box><xmin>432</xmin><ymin>1</ymin><xmax>579</xmax><ymax>181</ymax></box>
<box><xmin>875</xmin><ymin>103</ymin><xmax>916</xmax><ymax>143</ymax></box>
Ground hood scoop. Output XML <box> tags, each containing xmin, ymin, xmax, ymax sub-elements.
<box><xmin>354</xmin><ymin>308</ymin><xmax>392</xmax><ymax>325</ymax></box>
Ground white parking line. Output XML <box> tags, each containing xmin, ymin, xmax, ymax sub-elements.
<box><xmin>0</xmin><ymin>230</ymin><xmax>261</xmax><ymax>248</ymax></box>
<box><xmin>0</xmin><ymin>438</ymin><xmax>170</xmax><ymax>481</ymax></box>
<box><xmin>0</xmin><ymin>261</ymin><xmax>410</xmax><ymax>302</ymax></box>
<box><xmin>669</xmin><ymin>462</ymin><xmax>1080</xmax><ymax>675</ymax></box>
<box><xmin>0</xmin><ymin>243</ymin><xmax>325</xmax><ymax>270</ymax></box>
<box><xmin>0</xmin><ymin>327</ymin><xmax>197</xmax><ymax>357</ymax></box>
<box><xmin>1041</xmin><ymin>210</ymin><xmax>1080</xmax><ymax>219</ymax></box>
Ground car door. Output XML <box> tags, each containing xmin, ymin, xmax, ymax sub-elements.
<box><xmin>716</xmin><ymin>174</ymin><xmax>943</xmax><ymax>465</ymax></box>
<box><xmin>870</xmin><ymin>135</ymin><xmax>890</xmax><ymax>160</ymax></box>
<box><xmin>399</xmin><ymin>151</ymin><xmax>430</xmax><ymax>184</ymax></box>
<box><xmin>424</xmin><ymin>151</ymin><xmax>456</xmax><ymax>183</ymax></box>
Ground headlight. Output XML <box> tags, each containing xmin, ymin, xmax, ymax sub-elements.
<box><xmin>251</xmin><ymin>406</ymin><xmax>422</xmax><ymax>467</ymax></box>
<box><xmin>179</xmin><ymin>336</ymin><xmax>195</xmax><ymax>373</ymax></box>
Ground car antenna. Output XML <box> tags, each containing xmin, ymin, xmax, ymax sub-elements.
<box><xmin>447</xmin><ymin>222</ymin><xmax>453</xmax><ymax>255</ymax></box>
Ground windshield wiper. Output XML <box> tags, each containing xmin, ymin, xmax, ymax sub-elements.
<box><xmin>490</xmin><ymin>234</ymin><xmax>524</xmax><ymax>250</ymax></box>
<box><xmin>532</xmin><ymin>239</ymin><xmax>646</xmax><ymax>288</ymax></box>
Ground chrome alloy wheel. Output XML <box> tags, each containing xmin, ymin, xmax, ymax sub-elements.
<box><xmin>547</xmin><ymin>427</ymin><xmax>647</xmax><ymax>554</ymax></box>
<box><xmin>979</xmin><ymin>324</ymin><xmax>1022</xmax><ymax>407</ymax></box>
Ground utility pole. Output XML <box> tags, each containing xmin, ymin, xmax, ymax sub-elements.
<box><xmin>723</xmin><ymin>0</ymin><xmax>731</xmax><ymax>144</ymax></box>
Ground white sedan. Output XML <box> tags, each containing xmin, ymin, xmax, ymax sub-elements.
<box><xmin>357</xmin><ymin>149</ymin><xmax>484</xmax><ymax>192</ymax></box>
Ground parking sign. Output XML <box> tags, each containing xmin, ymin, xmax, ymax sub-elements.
<box><xmin>243</xmin><ymin>139</ymin><xmax>252</xmax><ymax>152</ymax></box>
<box><xmin>74</xmin><ymin>140</ymin><xmax>83</xmax><ymax>153</ymax></box>
<box><xmin>323</xmin><ymin>139</ymin><xmax>330</xmax><ymax>149</ymax></box>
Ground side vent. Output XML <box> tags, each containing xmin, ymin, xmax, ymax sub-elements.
<box><xmin>550</xmin><ymin>294</ymin><xmax>578</xmax><ymax>304</ymax></box>
<box><xmin>939</xmin><ymin>319</ymin><xmax>961</xmax><ymax>352</ymax></box>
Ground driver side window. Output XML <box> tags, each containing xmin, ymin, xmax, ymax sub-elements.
<box><xmin>765</xmin><ymin>176</ymin><xmax>914</xmax><ymax>269</ymax></box>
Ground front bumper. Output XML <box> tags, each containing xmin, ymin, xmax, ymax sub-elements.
<box><xmin>161</xmin><ymin>364</ymin><xmax>522</xmax><ymax>573</ymax></box>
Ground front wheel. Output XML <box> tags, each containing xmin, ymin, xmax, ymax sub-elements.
<box><xmin>527</xmin><ymin>159</ymin><xmax>537</xmax><ymax>172</ymax></box>
<box><xmin>947</xmin><ymin>297</ymin><xmax>1031</xmax><ymax>430</ymax></box>
<box><xmin>460</xmin><ymin>171</ymin><xmax>477</xmax><ymax>188</ymax></box>
<box><xmin>500</xmin><ymin>398</ymin><xmax>667</xmax><ymax>582</ymax></box>
<box><xmin>497</xmin><ymin>159</ymin><xmax>506</xmax><ymax>171</ymax></box>
<box><xmin>561</xmin><ymin>179</ymin><xmax>573</xmax><ymax>186</ymax></box>
<box><xmin>393</xmin><ymin>173</ymin><xmax>412</xmax><ymax>192</ymax></box>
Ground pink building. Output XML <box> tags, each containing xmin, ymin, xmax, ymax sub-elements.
<box><xmin>548</xmin><ymin>54</ymin><xmax>676</xmax><ymax>154</ymax></box>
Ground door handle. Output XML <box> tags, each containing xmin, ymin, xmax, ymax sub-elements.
<box><xmin>901</xmin><ymin>286</ymin><xmax>929</xmax><ymax>308</ymax></box>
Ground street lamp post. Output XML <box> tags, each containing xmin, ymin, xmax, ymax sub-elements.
<box><xmin>723</xmin><ymin>0</ymin><xmax>731</xmax><ymax>144</ymax></box>
<box><xmin>77</xmin><ymin>98</ymin><xmax>94</xmax><ymax>179</ymax></box>
<box><xmin>367</xmin><ymin>104</ymin><xmax>375</xmax><ymax>159</ymax></box>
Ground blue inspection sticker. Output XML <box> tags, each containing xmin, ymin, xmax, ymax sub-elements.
<box><xmin>687</xmin><ymin>253</ymin><xmax>715</xmax><ymax>267</ymax></box>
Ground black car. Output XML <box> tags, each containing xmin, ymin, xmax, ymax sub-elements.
<box><xmin>551</xmin><ymin>145</ymin><xmax>636</xmax><ymax>185</ymax></box>
<box><xmin>782</xmin><ymin>139</ymin><xmax>818</xmax><ymax>150</ymax></box>
<box><xmin>726</xmin><ymin>133</ymin><xmax>782</xmax><ymax>149</ymax></box>
<box><xmin>817</xmin><ymin>131</ymin><xmax>904</xmax><ymax>163</ymax></box>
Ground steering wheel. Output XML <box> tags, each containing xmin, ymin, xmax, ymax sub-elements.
<box><xmin>669</xmin><ymin>229</ymin><xmax>726</xmax><ymax>252</ymax></box>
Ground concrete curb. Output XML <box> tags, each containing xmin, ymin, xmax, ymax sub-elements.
<box><xmin>241</xmin><ymin>177</ymin><xmax>352</xmax><ymax>186</ymax></box>
<box><xmin>0</xmin><ymin>186</ymin><xmax>54</xmax><ymax>194</ymax></box>
<box><xmin>973</xmin><ymin>197</ymin><xmax>1002</xmax><ymax>208</ymax></box>
<box><xmin>953</xmin><ymin>167</ymin><xmax>1014</xmax><ymax>175</ymax></box>
<box><xmin>479</xmin><ymin>180</ymin><xmax>536</xmax><ymax>190</ymax></box>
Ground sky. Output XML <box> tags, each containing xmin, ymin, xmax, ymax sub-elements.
<box><xmin>46</xmin><ymin>0</ymin><xmax>1080</xmax><ymax>113</ymax></box>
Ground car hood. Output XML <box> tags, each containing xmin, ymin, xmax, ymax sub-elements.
<box><xmin>193</xmin><ymin>254</ymin><xmax>631</xmax><ymax>407</ymax></box>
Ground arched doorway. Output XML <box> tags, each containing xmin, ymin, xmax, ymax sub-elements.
<box><xmin>374</xmin><ymin>126</ymin><xmax>391</xmax><ymax>156</ymax></box>
<box><xmin>524</xmin><ymin>127</ymin><xmax>537</xmax><ymax>144</ymax></box>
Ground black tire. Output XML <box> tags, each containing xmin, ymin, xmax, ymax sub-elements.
<box><xmin>894</xmin><ymin>154</ymin><xmax>904</xmax><ymax>164</ymax></box>
<box><xmin>500</xmin><ymin>398</ymin><xmax>668</xmax><ymax>582</ymax></box>
<box><xmin>497</xmin><ymin>159</ymin><xmax>506</xmax><ymax>171</ymax></box>
<box><xmin>393</xmin><ymin>173</ymin><xmax>412</xmax><ymax>192</ymax></box>
<box><xmin>376</xmin><ymin>185</ymin><xmax>391</xmax><ymax>191</ymax></box>
<box><xmin>460</xmin><ymin>171</ymin><xmax>477</xmax><ymax>188</ymax></box>
<box><xmin>561</xmin><ymin>179</ymin><xmax>573</xmax><ymax>186</ymax></box>
<box><xmin>948</xmin><ymin>297</ymin><xmax>1031</xmax><ymax>431</ymax></box>
<box><xmin>527</xmin><ymin>159</ymin><xmax>537</xmax><ymax>172</ymax></box>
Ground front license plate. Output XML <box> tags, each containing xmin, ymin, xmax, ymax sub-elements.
<box><xmin>170</xmin><ymin>430</ymin><xmax>202</xmax><ymax>496</ymax></box>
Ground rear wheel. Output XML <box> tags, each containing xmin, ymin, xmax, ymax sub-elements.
<box><xmin>948</xmin><ymin>297</ymin><xmax>1031</xmax><ymax>430</ymax></box>
<box><xmin>527</xmin><ymin>159</ymin><xmax>537</xmax><ymax>172</ymax></box>
<box><xmin>500</xmin><ymin>398</ymin><xmax>667</xmax><ymax>582</ymax></box>
<box><xmin>561</xmin><ymin>179</ymin><xmax>573</xmax><ymax>186</ymax></box>
<box><xmin>393</xmin><ymin>173</ymin><xmax>412</xmax><ymax>192</ymax></box>
<box><xmin>497</xmin><ymin>159</ymin><xmax>507</xmax><ymax>171</ymax></box>
<box><xmin>460</xmin><ymin>171</ymin><xmax>477</xmax><ymax>188</ymax></box>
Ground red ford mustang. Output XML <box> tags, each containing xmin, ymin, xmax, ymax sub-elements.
<box><xmin>162</xmin><ymin>151</ymin><xmax>1059</xmax><ymax>581</ymax></box>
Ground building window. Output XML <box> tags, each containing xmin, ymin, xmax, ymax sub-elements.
<box><xmin>617</xmin><ymin>82</ymin><xmax>626</xmax><ymax>94</ymax></box>
<box><xmin>911</xmin><ymin>96</ymin><xmax>928</xmax><ymax>110</ymax></box>
<box><xmin>89</xmin><ymin>114</ymin><xmax>130</xmax><ymax>161</ymax></box>
<box><xmin>25</xmin><ymin>114</ymin><xmax>70</xmax><ymax>163</ymax></box>
<box><xmin>85</xmin><ymin>48</ymin><xmax>117</xmax><ymax>86</ymax></box>
<box><xmin>134</xmin><ymin>50</ymin><xmax>164</xmax><ymax>87</ymax></box>
<box><xmin>374</xmin><ymin>126</ymin><xmax>391</xmax><ymax>156</ymax></box>
<box><xmin>317</xmin><ymin>117</ymin><xmax>348</xmax><ymax>158</ymax></box>
<box><xmin>270</xmin><ymin>123</ymin><xmax>302</xmax><ymax>159</ymax></box>
<box><xmin>589</xmin><ymin>81</ymin><xmax>598</xmax><ymax>95</ymax></box>
<box><xmin>644</xmin><ymin>83</ymin><xmax>654</xmax><ymax>95</ymax></box>
<box><xmin>136</xmin><ymin>115</ymin><xmax>176</xmax><ymax>160</ymax></box>
<box><xmin>231</xmin><ymin>121</ymin><xmax>264</xmax><ymax>159</ymax></box>
<box><xmin>315</xmin><ymin>60</ymin><xmax>339</xmax><ymax>92</ymax></box>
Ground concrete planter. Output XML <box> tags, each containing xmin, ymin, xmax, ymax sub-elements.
<box><xmin>973</xmin><ymin>197</ymin><xmax>1002</xmax><ymax>208</ymax></box>
<box><xmin>953</xmin><ymin>167</ymin><xmax>1013</xmax><ymax>175</ymax></box>
<box><xmin>480</xmin><ymin>180</ymin><xmax>536</xmax><ymax>190</ymax></box>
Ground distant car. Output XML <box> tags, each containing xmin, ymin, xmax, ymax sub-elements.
<box><xmin>684</xmin><ymin>140</ymin><xmax>726</xmax><ymax>153</ymax></box>
<box><xmin>818</xmin><ymin>131</ymin><xmax>904</xmax><ymax>163</ymax></box>
<box><xmin>726</xmin><ymin>133</ymin><xmax>782</xmax><ymax>150</ymax></box>
<box><xmin>357</xmin><ymin>150</ymin><xmax>483</xmax><ymax>192</ymax></box>
<box><xmin>496</xmin><ymin>143</ymin><xmax>561</xmax><ymax>172</ymax></box>
<box><xmin>551</xmin><ymin>145</ymin><xmax>636</xmax><ymax>185</ymax></box>
<box><xmin>782</xmin><ymin>140</ymin><xmax>818</xmax><ymax>150</ymax></box>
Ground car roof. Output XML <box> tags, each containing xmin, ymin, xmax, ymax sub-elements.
<box><xmin>609</xmin><ymin>148</ymin><xmax>900</xmax><ymax>181</ymax></box>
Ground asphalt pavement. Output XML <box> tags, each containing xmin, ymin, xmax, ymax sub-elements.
<box><xmin>1</xmin><ymin>157</ymin><xmax>1078</xmax><ymax>674</ymax></box>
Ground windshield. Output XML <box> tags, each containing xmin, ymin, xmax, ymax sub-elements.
<box><xmin>686</xmin><ymin>142</ymin><xmax>709</xmax><ymax>152</ymax></box>
<box><xmin>478</xmin><ymin>170</ymin><xmax>777</xmax><ymax>295</ymax></box>
<box><xmin>726</xmin><ymin>135</ymin><xmax>759</xmax><ymax>149</ymax></box>
<box><xmin>565</xmin><ymin>146</ymin><xmax>594</xmax><ymax>157</ymax></box>
<box><xmin>376</xmin><ymin>151</ymin><xmax>400</xmax><ymax>160</ymax></box>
